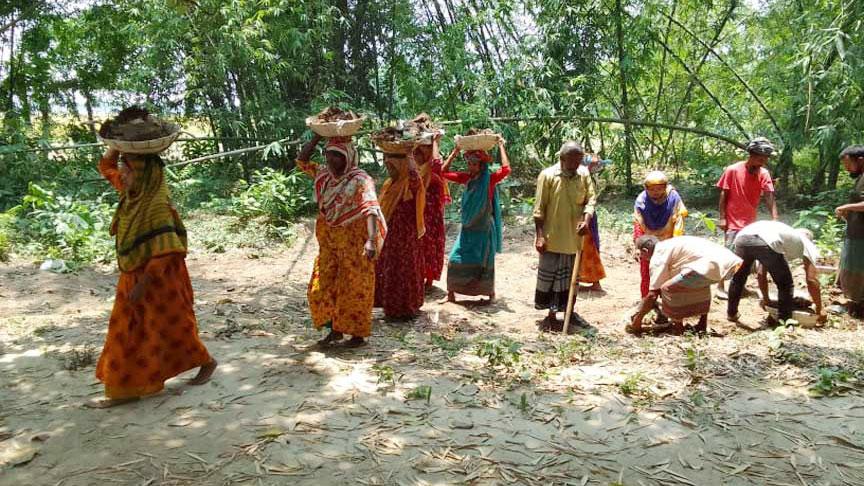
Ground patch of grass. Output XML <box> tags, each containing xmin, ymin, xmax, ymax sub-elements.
<box><xmin>766</xmin><ymin>325</ymin><xmax>809</xmax><ymax>366</ymax></box>
<box><xmin>430</xmin><ymin>333</ymin><xmax>469</xmax><ymax>358</ymax></box>
<box><xmin>371</xmin><ymin>364</ymin><xmax>396</xmax><ymax>386</ymax></box>
<box><xmin>618</xmin><ymin>373</ymin><xmax>645</xmax><ymax>396</ymax></box>
<box><xmin>689</xmin><ymin>391</ymin><xmax>706</xmax><ymax>407</ymax></box>
<box><xmin>61</xmin><ymin>345</ymin><xmax>97</xmax><ymax>371</ymax></box>
<box><xmin>518</xmin><ymin>392</ymin><xmax>530</xmax><ymax>414</ymax></box>
<box><xmin>617</xmin><ymin>372</ymin><xmax>655</xmax><ymax>407</ymax></box>
<box><xmin>406</xmin><ymin>385</ymin><xmax>432</xmax><ymax>404</ymax></box>
<box><xmin>33</xmin><ymin>324</ymin><xmax>62</xmax><ymax>337</ymax></box>
<box><xmin>186</xmin><ymin>213</ymin><xmax>295</xmax><ymax>253</ymax></box>
<box><xmin>396</xmin><ymin>330</ymin><xmax>418</xmax><ymax>350</ymax></box>
<box><xmin>476</xmin><ymin>338</ymin><xmax>522</xmax><ymax>369</ymax></box>
<box><xmin>555</xmin><ymin>336</ymin><xmax>591</xmax><ymax>365</ymax></box>
<box><xmin>809</xmin><ymin>367</ymin><xmax>853</xmax><ymax>397</ymax></box>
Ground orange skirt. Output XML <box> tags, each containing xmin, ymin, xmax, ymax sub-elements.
<box><xmin>578</xmin><ymin>231</ymin><xmax>606</xmax><ymax>283</ymax></box>
<box><xmin>96</xmin><ymin>253</ymin><xmax>211</xmax><ymax>399</ymax></box>
<box><xmin>308</xmin><ymin>216</ymin><xmax>376</xmax><ymax>337</ymax></box>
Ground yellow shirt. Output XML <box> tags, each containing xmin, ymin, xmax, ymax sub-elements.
<box><xmin>533</xmin><ymin>164</ymin><xmax>597</xmax><ymax>255</ymax></box>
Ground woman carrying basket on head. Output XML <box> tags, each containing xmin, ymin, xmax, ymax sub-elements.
<box><xmin>91</xmin><ymin>106</ymin><xmax>216</xmax><ymax>408</ymax></box>
<box><xmin>441</xmin><ymin>135</ymin><xmax>511</xmax><ymax>304</ymax></box>
<box><xmin>374</xmin><ymin>145</ymin><xmax>427</xmax><ymax>319</ymax></box>
<box><xmin>296</xmin><ymin>133</ymin><xmax>386</xmax><ymax>348</ymax></box>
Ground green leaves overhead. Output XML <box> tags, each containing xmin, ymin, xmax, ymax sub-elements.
<box><xmin>1</xmin><ymin>0</ymin><xmax>862</xmax><ymax>191</ymax></box>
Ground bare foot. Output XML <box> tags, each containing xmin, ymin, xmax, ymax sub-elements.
<box><xmin>425</xmin><ymin>280</ymin><xmax>435</xmax><ymax>290</ymax></box>
<box><xmin>189</xmin><ymin>359</ymin><xmax>217</xmax><ymax>385</ymax></box>
<box><xmin>447</xmin><ymin>291</ymin><xmax>456</xmax><ymax>303</ymax></box>
<box><xmin>588</xmin><ymin>282</ymin><xmax>602</xmax><ymax>291</ymax></box>
<box><xmin>84</xmin><ymin>397</ymin><xmax>140</xmax><ymax>409</ymax></box>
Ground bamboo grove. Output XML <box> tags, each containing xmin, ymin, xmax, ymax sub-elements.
<box><xmin>1</xmin><ymin>0</ymin><xmax>863</xmax><ymax>199</ymax></box>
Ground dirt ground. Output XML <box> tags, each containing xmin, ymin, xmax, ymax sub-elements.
<box><xmin>2</xmin><ymin>217</ymin><xmax>864</xmax><ymax>486</ymax></box>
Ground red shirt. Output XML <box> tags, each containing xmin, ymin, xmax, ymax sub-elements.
<box><xmin>716</xmin><ymin>161</ymin><xmax>775</xmax><ymax>231</ymax></box>
<box><xmin>441</xmin><ymin>165</ymin><xmax>511</xmax><ymax>201</ymax></box>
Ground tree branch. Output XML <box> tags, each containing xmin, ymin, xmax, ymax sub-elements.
<box><xmin>660</xmin><ymin>10</ymin><xmax>783</xmax><ymax>137</ymax></box>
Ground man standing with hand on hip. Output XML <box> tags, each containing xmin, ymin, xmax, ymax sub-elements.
<box><xmin>715</xmin><ymin>137</ymin><xmax>779</xmax><ymax>298</ymax></box>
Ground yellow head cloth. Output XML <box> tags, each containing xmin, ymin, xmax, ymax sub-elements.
<box><xmin>110</xmin><ymin>155</ymin><xmax>187</xmax><ymax>272</ymax></box>
<box><xmin>644</xmin><ymin>170</ymin><xmax>669</xmax><ymax>187</ymax></box>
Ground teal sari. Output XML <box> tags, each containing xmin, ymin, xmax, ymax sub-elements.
<box><xmin>446</xmin><ymin>165</ymin><xmax>502</xmax><ymax>296</ymax></box>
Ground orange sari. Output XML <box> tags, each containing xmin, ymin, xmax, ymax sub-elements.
<box><xmin>96</xmin><ymin>155</ymin><xmax>211</xmax><ymax>399</ymax></box>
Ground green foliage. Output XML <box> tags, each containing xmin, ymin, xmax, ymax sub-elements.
<box><xmin>809</xmin><ymin>367</ymin><xmax>852</xmax><ymax>397</ymax></box>
<box><xmin>406</xmin><ymin>385</ymin><xmax>432</xmax><ymax>404</ymax></box>
<box><xmin>618</xmin><ymin>373</ymin><xmax>645</xmax><ymax>397</ymax></box>
<box><xmin>371</xmin><ymin>364</ymin><xmax>396</xmax><ymax>386</ymax></box>
<box><xmin>231</xmin><ymin>168</ymin><xmax>315</xmax><ymax>225</ymax></box>
<box><xmin>683</xmin><ymin>344</ymin><xmax>704</xmax><ymax>373</ymax></box>
<box><xmin>476</xmin><ymin>338</ymin><xmax>522</xmax><ymax>369</ymax></box>
<box><xmin>766</xmin><ymin>324</ymin><xmax>808</xmax><ymax>366</ymax></box>
<box><xmin>5</xmin><ymin>183</ymin><xmax>114</xmax><ymax>265</ymax></box>
<box><xmin>0</xmin><ymin>213</ymin><xmax>12</xmax><ymax>262</ymax></box>
<box><xmin>555</xmin><ymin>336</ymin><xmax>592</xmax><ymax>365</ymax></box>
<box><xmin>794</xmin><ymin>207</ymin><xmax>844</xmax><ymax>260</ymax></box>
<box><xmin>430</xmin><ymin>333</ymin><xmax>469</xmax><ymax>359</ymax></box>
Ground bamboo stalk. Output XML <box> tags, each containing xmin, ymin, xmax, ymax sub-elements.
<box><xmin>562</xmin><ymin>248</ymin><xmax>583</xmax><ymax>336</ymax></box>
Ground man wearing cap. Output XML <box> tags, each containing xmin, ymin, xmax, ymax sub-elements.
<box><xmin>726</xmin><ymin>221</ymin><xmax>825</xmax><ymax>324</ymax></box>
<box><xmin>533</xmin><ymin>141</ymin><xmax>597</xmax><ymax>330</ymax></box>
<box><xmin>715</xmin><ymin>137</ymin><xmax>780</xmax><ymax>298</ymax></box>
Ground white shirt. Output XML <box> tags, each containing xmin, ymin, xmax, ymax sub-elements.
<box><xmin>649</xmin><ymin>236</ymin><xmax>743</xmax><ymax>290</ymax></box>
<box><xmin>735</xmin><ymin>221</ymin><xmax>820</xmax><ymax>263</ymax></box>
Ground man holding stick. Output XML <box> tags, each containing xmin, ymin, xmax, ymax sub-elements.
<box><xmin>533</xmin><ymin>141</ymin><xmax>597</xmax><ymax>332</ymax></box>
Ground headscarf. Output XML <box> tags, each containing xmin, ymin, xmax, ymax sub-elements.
<box><xmin>314</xmin><ymin>138</ymin><xmax>387</xmax><ymax>252</ymax></box>
<box><xmin>635</xmin><ymin>185</ymin><xmax>683</xmax><ymax>231</ymax></box>
<box><xmin>643</xmin><ymin>170</ymin><xmax>669</xmax><ymax>186</ymax></box>
<box><xmin>378</xmin><ymin>155</ymin><xmax>426</xmax><ymax>238</ymax></box>
<box><xmin>417</xmin><ymin>150</ymin><xmax>452</xmax><ymax>205</ymax></box>
<box><xmin>464</xmin><ymin>150</ymin><xmax>493</xmax><ymax>164</ymax></box>
<box><xmin>110</xmin><ymin>155</ymin><xmax>187</xmax><ymax>272</ymax></box>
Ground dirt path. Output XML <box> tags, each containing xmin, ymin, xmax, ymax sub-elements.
<box><xmin>2</xmin><ymin>218</ymin><xmax>864</xmax><ymax>485</ymax></box>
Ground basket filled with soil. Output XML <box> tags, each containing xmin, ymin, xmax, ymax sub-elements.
<box><xmin>306</xmin><ymin>107</ymin><xmax>365</xmax><ymax>138</ymax></box>
<box><xmin>98</xmin><ymin>107</ymin><xmax>181</xmax><ymax>154</ymax></box>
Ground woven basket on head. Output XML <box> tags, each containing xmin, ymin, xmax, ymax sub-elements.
<box><xmin>306</xmin><ymin>116</ymin><xmax>365</xmax><ymax>138</ymax></box>
<box><xmin>99</xmin><ymin>123</ymin><xmax>181</xmax><ymax>154</ymax></box>
<box><xmin>455</xmin><ymin>134</ymin><xmax>498</xmax><ymax>151</ymax></box>
<box><xmin>374</xmin><ymin>138</ymin><xmax>418</xmax><ymax>155</ymax></box>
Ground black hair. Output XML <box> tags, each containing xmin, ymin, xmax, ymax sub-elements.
<box><xmin>635</xmin><ymin>235</ymin><xmax>659</xmax><ymax>252</ymax></box>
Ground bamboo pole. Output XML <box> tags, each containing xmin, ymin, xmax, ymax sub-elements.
<box><xmin>562</xmin><ymin>247</ymin><xmax>584</xmax><ymax>336</ymax></box>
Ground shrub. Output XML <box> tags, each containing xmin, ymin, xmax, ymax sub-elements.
<box><xmin>231</xmin><ymin>168</ymin><xmax>315</xmax><ymax>224</ymax></box>
<box><xmin>6</xmin><ymin>182</ymin><xmax>114</xmax><ymax>265</ymax></box>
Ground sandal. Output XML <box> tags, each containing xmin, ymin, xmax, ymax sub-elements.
<box><xmin>316</xmin><ymin>331</ymin><xmax>344</xmax><ymax>347</ymax></box>
<box><xmin>342</xmin><ymin>337</ymin><xmax>367</xmax><ymax>348</ymax></box>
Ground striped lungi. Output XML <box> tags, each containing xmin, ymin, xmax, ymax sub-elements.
<box><xmin>660</xmin><ymin>271</ymin><xmax>714</xmax><ymax>320</ymax></box>
<box><xmin>535</xmin><ymin>251</ymin><xmax>576</xmax><ymax>312</ymax></box>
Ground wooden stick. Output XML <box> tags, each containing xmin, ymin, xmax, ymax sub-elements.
<box><xmin>562</xmin><ymin>246</ymin><xmax>584</xmax><ymax>335</ymax></box>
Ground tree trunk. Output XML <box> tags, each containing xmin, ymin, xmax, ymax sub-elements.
<box><xmin>84</xmin><ymin>91</ymin><xmax>98</xmax><ymax>139</ymax></box>
<box><xmin>614</xmin><ymin>0</ymin><xmax>635</xmax><ymax>188</ymax></box>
